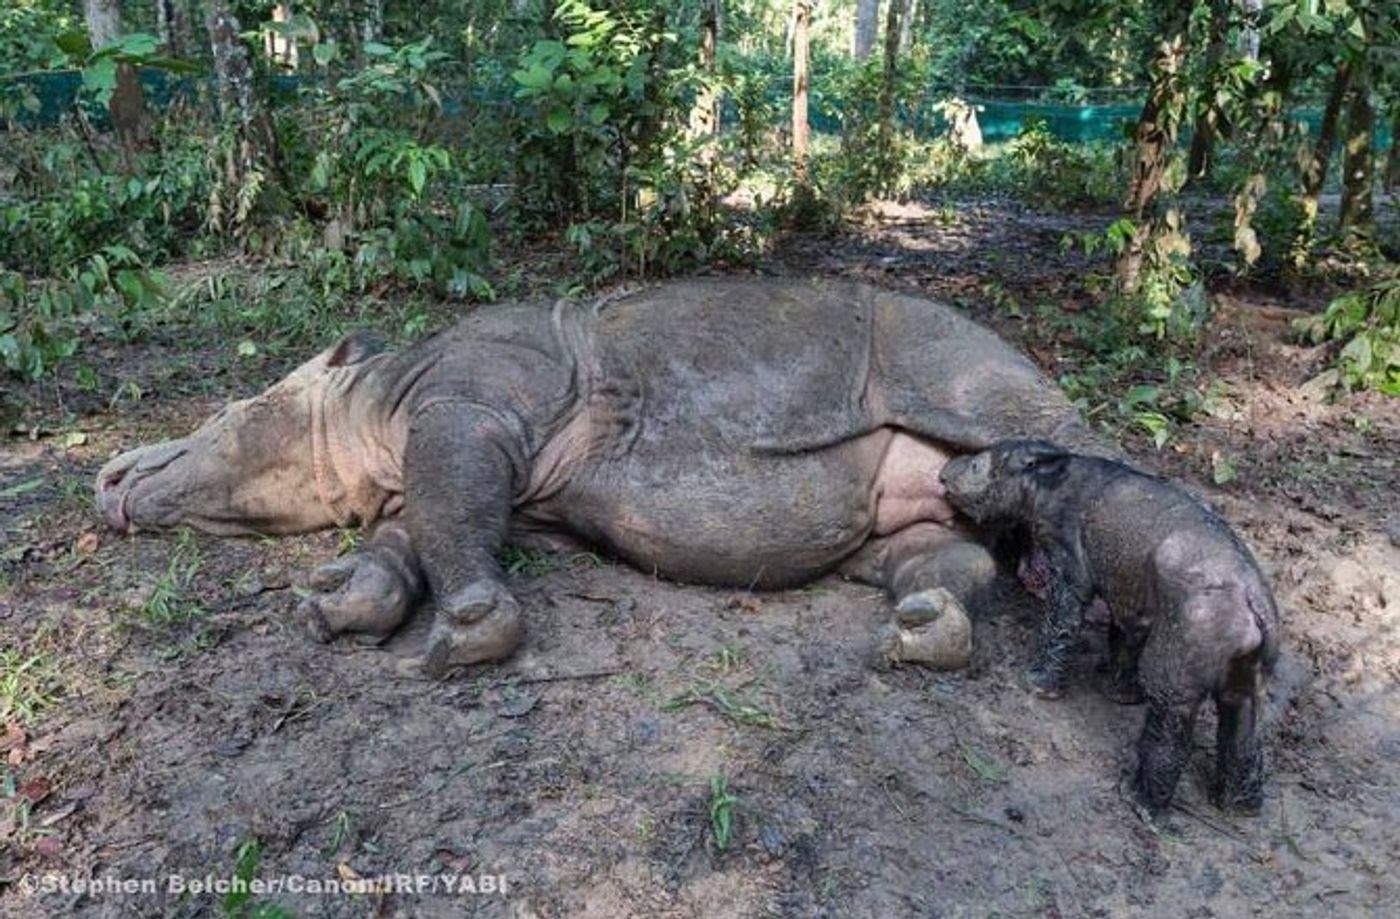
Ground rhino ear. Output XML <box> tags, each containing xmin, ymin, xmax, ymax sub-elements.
<box><xmin>327</xmin><ymin>330</ymin><xmax>386</xmax><ymax>367</ymax></box>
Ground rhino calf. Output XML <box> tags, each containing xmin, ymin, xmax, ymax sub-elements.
<box><xmin>939</xmin><ymin>440</ymin><xmax>1279</xmax><ymax>814</ymax></box>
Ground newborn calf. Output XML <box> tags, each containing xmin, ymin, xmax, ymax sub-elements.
<box><xmin>939</xmin><ymin>440</ymin><xmax>1279</xmax><ymax>814</ymax></box>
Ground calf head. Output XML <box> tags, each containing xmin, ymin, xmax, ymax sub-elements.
<box><xmin>95</xmin><ymin>332</ymin><xmax>383</xmax><ymax>536</ymax></box>
<box><xmin>938</xmin><ymin>439</ymin><xmax>1069</xmax><ymax>524</ymax></box>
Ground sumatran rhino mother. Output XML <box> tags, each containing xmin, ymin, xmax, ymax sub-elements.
<box><xmin>96</xmin><ymin>279</ymin><xmax>1100</xmax><ymax>674</ymax></box>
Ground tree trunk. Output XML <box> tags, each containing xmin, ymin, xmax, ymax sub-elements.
<box><xmin>1186</xmin><ymin>0</ymin><xmax>1230</xmax><ymax>184</ymax></box>
<box><xmin>84</xmin><ymin>0</ymin><xmax>148</xmax><ymax>155</ymax></box>
<box><xmin>792</xmin><ymin>0</ymin><xmax>811</xmax><ymax>177</ymax></box>
<box><xmin>853</xmin><ymin>0</ymin><xmax>879</xmax><ymax>60</ymax></box>
<box><xmin>899</xmin><ymin>0</ymin><xmax>916</xmax><ymax>52</ymax></box>
<box><xmin>1337</xmin><ymin>59</ymin><xmax>1374</xmax><ymax>238</ymax></box>
<box><xmin>360</xmin><ymin>0</ymin><xmax>384</xmax><ymax>50</ymax></box>
<box><xmin>1386</xmin><ymin>106</ymin><xmax>1400</xmax><ymax>193</ymax></box>
<box><xmin>1302</xmin><ymin>60</ymin><xmax>1352</xmax><ymax>206</ymax></box>
<box><xmin>206</xmin><ymin>0</ymin><xmax>278</xmax><ymax>227</ymax></box>
<box><xmin>264</xmin><ymin>3</ymin><xmax>299</xmax><ymax>70</ymax></box>
<box><xmin>875</xmin><ymin>0</ymin><xmax>902</xmax><ymax>193</ymax></box>
<box><xmin>689</xmin><ymin>0</ymin><xmax>722</xmax><ymax>147</ymax></box>
<box><xmin>1239</xmin><ymin>0</ymin><xmax>1262</xmax><ymax>60</ymax></box>
<box><xmin>1117</xmin><ymin>2</ymin><xmax>1192</xmax><ymax>292</ymax></box>
<box><xmin>155</xmin><ymin>0</ymin><xmax>194</xmax><ymax>57</ymax></box>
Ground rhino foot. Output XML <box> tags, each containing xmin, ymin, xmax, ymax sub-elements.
<box><xmin>296</xmin><ymin>549</ymin><xmax>415</xmax><ymax>643</ymax></box>
<box><xmin>879</xmin><ymin>587</ymin><xmax>972</xmax><ymax>670</ymax></box>
<box><xmin>420</xmin><ymin>581</ymin><xmax>525</xmax><ymax>678</ymax></box>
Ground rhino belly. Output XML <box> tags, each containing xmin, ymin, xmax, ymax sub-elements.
<box><xmin>543</xmin><ymin>430</ymin><xmax>956</xmax><ymax>588</ymax></box>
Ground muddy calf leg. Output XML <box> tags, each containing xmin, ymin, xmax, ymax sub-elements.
<box><xmin>1026</xmin><ymin>573</ymin><xmax>1087</xmax><ymax>699</ymax></box>
<box><xmin>1213</xmin><ymin>681</ymin><xmax>1265</xmax><ymax>814</ymax></box>
<box><xmin>1133</xmin><ymin>696</ymin><xmax>1203</xmax><ymax>813</ymax></box>
<box><xmin>1103</xmin><ymin>619</ymin><xmax>1147</xmax><ymax>704</ymax></box>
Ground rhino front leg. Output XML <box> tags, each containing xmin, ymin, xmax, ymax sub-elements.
<box><xmin>404</xmin><ymin>403</ymin><xmax>527</xmax><ymax>676</ymax></box>
<box><xmin>297</xmin><ymin>519</ymin><xmax>422</xmax><ymax>642</ymax></box>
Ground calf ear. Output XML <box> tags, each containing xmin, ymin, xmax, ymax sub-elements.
<box><xmin>327</xmin><ymin>330</ymin><xmax>387</xmax><ymax>367</ymax></box>
<box><xmin>1029</xmin><ymin>453</ymin><xmax>1070</xmax><ymax>488</ymax></box>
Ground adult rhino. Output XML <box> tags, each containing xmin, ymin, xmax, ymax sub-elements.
<box><xmin>96</xmin><ymin>278</ymin><xmax>1099</xmax><ymax>675</ymax></box>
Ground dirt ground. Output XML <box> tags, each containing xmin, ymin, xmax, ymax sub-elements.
<box><xmin>2</xmin><ymin>201</ymin><xmax>1398</xmax><ymax>918</ymax></box>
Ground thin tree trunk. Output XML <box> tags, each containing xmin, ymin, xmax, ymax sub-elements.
<box><xmin>155</xmin><ymin>0</ymin><xmax>193</xmax><ymax>57</ymax></box>
<box><xmin>1186</xmin><ymin>0</ymin><xmax>1230</xmax><ymax>184</ymax></box>
<box><xmin>1301</xmin><ymin>59</ymin><xmax>1352</xmax><ymax>209</ymax></box>
<box><xmin>1117</xmin><ymin>2</ymin><xmax>1192</xmax><ymax>292</ymax></box>
<box><xmin>875</xmin><ymin>0</ymin><xmax>902</xmax><ymax>193</ymax></box>
<box><xmin>1386</xmin><ymin>106</ymin><xmax>1400</xmax><ymax>193</ymax></box>
<box><xmin>1239</xmin><ymin>0</ymin><xmax>1262</xmax><ymax>60</ymax></box>
<box><xmin>690</xmin><ymin>0</ymin><xmax>722</xmax><ymax>147</ymax></box>
<box><xmin>1337</xmin><ymin>59</ymin><xmax>1374</xmax><ymax>238</ymax></box>
<box><xmin>205</xmin><ymin>0</ymin><xmax>278</xmax><ymax>227</ymax></box>
<box><xmin>84</xmin><ymin>0</ymin><xmax>148</xmax><ymax>156</ymax></box>
<box><xmin>265</xmin><ymin>3</ymin><xmax>299</xmax><ymax>70</ymax></box>
<box><xmin>899</xmin><ymin>0</ymin><xmax>916</xmax><ymax>51</ymax></box>
<box><xmin>853</xmin><ymin>0</ymin><xmax>879</xmax><ymax>60</ymax></box>
<box><xmin>792</xmin><ymin>0</ymin><xmax>811</xmax><ymax>178</ymax></box>
<box><xmin>360</xmin><ymin>0</ymin><xmax>383</xmax><ymax>50</ymax></box>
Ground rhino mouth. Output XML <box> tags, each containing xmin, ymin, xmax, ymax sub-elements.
<box><xmin>96</xmin><ymin>442</ymin><xmax>190</xmax><ymax>534</ymax></box>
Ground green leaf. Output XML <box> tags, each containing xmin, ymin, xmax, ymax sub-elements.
<box><xmin>363</xmin><ymin>41</ymin><xmax>393</xmax><ymax>57</ymax></box>
<box><xmin>54</xmin><ymin>30</ymin><xmax>92</xmax><ymax>58</ymax></box>
<box><xmin>1211</xmin><ymin>452</ymin><xmax>1238</xmax><ymax>485</ymax></box>
<box><xmin>313</xmin><ymin>39</ymin><xmax>338</xmax><ymax>66</ymax></box>
<box><xmin>545</xmin><ymin>107</ymin><xmax>572</xmax><ymax>134</ymax></box>
<box><xmin>81</xmin><ymin>57</ymin><xmax>118</xmax><ymax>102</ymax></box>
<box><xmin>114</xmin><ymin>33</ymin><xmax>159</xmax><ymax>58</ymax></box>
<box><xmin>0</xmin><ymin>477</ymin><xmax>44</xmax><ymax>499</ymax></box>
<box><xmin>407</xmin><ymin>158</ymin><xmax>427</xmax><ymax>196</ymax></box>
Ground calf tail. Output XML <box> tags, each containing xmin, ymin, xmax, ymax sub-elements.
<box><xmin>1248</xmin><ymin>585</ymin><xmax>1281</xmax><ymax>678</ymax></box>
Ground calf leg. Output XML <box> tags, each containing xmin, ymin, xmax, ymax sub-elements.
<box><xmin>1134</xmin><ymin>623</ymin><xmax>1209</xmax><ymax>812</ymax></box>
<box><xmin>1026</xmin><ymin>568</ymin><xmax>1088</xmax><ymax>699</ymax></box>
<box><xmin>1212</xmin><ymin>658</ymin><xmax>1266</xmax><ymax>813</ymax></box>
<box><xmin>1134</xmin><ymin>696</ymin><xmax>1204</xmax><ymax>813</ymax></box>
<box><xmin>1103</xmin><ymin>618</ymin><xmax>1148</xmax><ymax>704</ymax></box>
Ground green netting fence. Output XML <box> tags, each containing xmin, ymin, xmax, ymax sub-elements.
<box><xmin>0</xmin><ymin>67</ymin><xmax>1387</xmax><ymax>152</ymax></box>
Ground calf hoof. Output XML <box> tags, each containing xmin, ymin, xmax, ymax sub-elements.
<box><xmin>1211</xmin><ymin>785</ymin><xmax>1264</xmax><ymax>817</ymax></box>
<box><xmin>297</xmin><ymin>598</ymin><xmax>334</xmax><ymax>644</ymax></box>
<box><xmin>421</xmin><ymin>584</ymin><xmax>525</xmax><ymax>677</ymax></box>
<box><xmin>1025</xmin><ymin>667</ymin><xmax>1064</xmax><ymax>700</ymax></box>
<box><xmin>879</xmin><ymin>588</ymin><xmax>972</xmax><ymax>670</ymax></box>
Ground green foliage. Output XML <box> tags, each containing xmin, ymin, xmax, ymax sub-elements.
<box><xmin>1295</xmin><ymin>277</ymin><xmax>1400</xmax><ymax>395</ymax></box>
<box><xmin>283</xmin><ymin>35</ymin><xmax>493</xmax><ymax>298</ymax></box>
<box><xmin>994</xmin><ymin>119</ymin><xmax>1123</xmax><ymax>210</ymax></box>
<box><xmin>708</xmin><ymin>774</ymin><xmax>738</xmax><ymax>852</ymax></box>
<box><xmin>0</xmin><ymin>252</ymin><xmax>164</xmax><ymax>381</ymax></box>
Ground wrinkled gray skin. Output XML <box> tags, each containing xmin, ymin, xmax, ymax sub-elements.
<box><xmin>940</xmin><ymin>440</ymin><xmax>1280</xmax><ymax>814</ymax></box>
<box><xmin>96</xmin><ymin>279</ymin><xmax>1100</xmax><ymax>677</ymax></box>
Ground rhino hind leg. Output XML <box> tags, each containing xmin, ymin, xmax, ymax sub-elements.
<box><xmin>297</xmin><ymin>521</ymin><xmax>422</xmax><ymax>643</ymax></box>
<box><xmin>848</xmin><ymin>525</ymin><xmax>997</xmax><ymax>670</ymax></box>
<box><xmin>1211</xmin><ymin>656</ymin><xmax>1267</xmax><ymax>814</ymax></box>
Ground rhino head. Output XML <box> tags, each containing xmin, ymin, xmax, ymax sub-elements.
<box><xmin>96</xmin><ymin>332</ymin><xmax>392</xmax><ymax>536</ymax></box>
<box><xmin>938</xmin><ymin>439</ymin><xmax>1069</xmax><ymax>524</ymax></box>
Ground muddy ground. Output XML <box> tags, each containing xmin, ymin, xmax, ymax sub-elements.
<box><xmin>2</xmin><ymin>201</ymin><xmax>1399</xmax><ymax>918</ymax></box>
